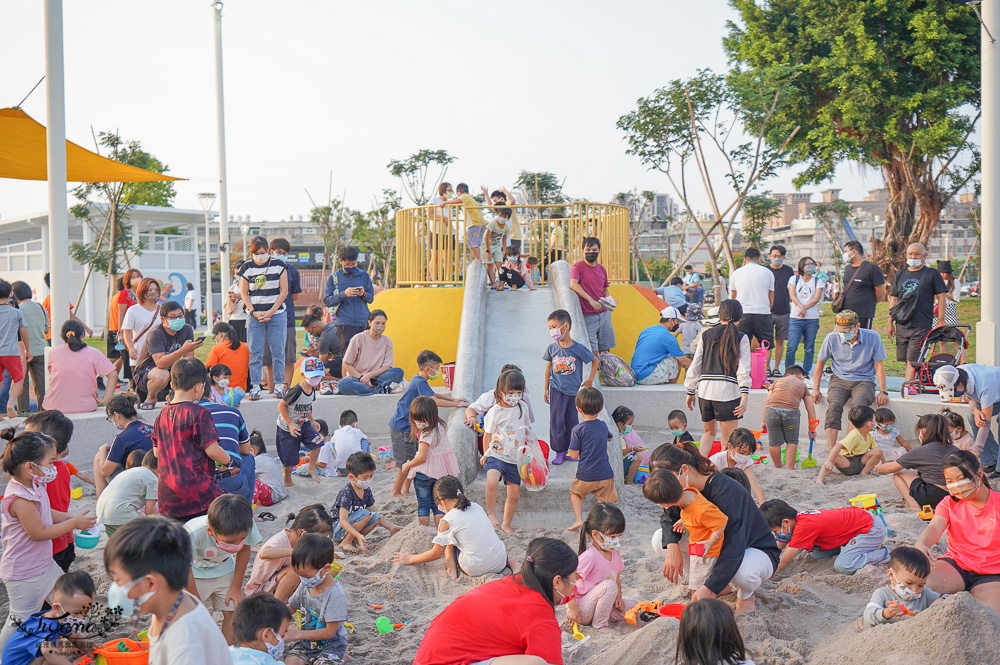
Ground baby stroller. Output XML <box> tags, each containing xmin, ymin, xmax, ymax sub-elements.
<box><xmin>900</xmin><ymin>325</ymin><xmax>971</xmax><ymax>397</ymax></box>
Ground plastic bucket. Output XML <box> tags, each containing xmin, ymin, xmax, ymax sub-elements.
<box><xmin>658</xmin><ymin>604</ymin><xmax>686</xmax><ymax>619</ymax></box>
<box><xmin>441</xmin><ymin>363</ymin><xmax>456</xmax><ymax>390</ymax></box>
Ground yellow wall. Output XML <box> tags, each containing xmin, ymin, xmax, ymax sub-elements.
<box><xmin>607</xmin><ymin>284</ymin><xmax>664</xmax><ymax>362</ymax></box>
<box><xmin>373</xmin><ymin>287</ymin><xmax>465</xmax><ymax>387</ymax></box>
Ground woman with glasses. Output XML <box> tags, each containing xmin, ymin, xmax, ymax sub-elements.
<box><xmin>785</xmin><ymin>256</ymin><xmax>825</xmax><ymax>375</ymax></box>
<box><xmin>92</xmin><ymin>394</ymin><xmax>155</xmax><ymax>497</ymax></box>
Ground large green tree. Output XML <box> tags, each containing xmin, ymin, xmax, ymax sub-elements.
<box><xmin>725</xmin><ymin>0</ymin><xmax>980</xmax><ymax>264</ymax></box>
<box><xmin>387</xmin><ymin>149</ymin><xmax>456</xmax><ymax>206</ymax></box>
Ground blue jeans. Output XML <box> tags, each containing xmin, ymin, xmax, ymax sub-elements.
<box><xmin>217</xmin><ymin>451</ymin><xmax>256</xmax><ymax>504</ymax></box>
<box><xmin>809</xmin><ymin>518</ymin><xmax>888</xmax><ymax>574</ymax></box>
<box><xmin>786</xmin><ymin>317</ymin><xmax>820</xmax><ymax>375</ymax></box>
<box><xmin>970</xmin><ymin>400</ymin><xmax>1000</xmax><ymax>468</ymax></box>
<box><xmin>337</xmin><ymin>367</ymin><xmax>405</xmax><ymax>396</ymax></box>
<box><xmin>413</xmin><ymin>472</ymin><xmax>443</xmax><ymax>517</ymax></box>
<box><xmin>247</xmin><ymin>310</ymin><xmax>287</xmax><ymax>387</ymax></box>
<box><xmin>0</xmin><ymin>370</ymin><xmax>9</xmax><ymax>411</ymax></box>
<box><xmin>332</xmin><ymin>508</ymin><xmax>379</xmax><ymax>542</ymax></box>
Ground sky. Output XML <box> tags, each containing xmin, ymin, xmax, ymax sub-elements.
<box><xmin>0</xmin><ymin>0</ymin><xmax>891</xmax><ymax>223</ymax></box>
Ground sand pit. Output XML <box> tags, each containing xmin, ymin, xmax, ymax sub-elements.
<box><xmin>1</xmin><ymin>424</ymin><xmax>993</xmax><ymax>665</ymax></box>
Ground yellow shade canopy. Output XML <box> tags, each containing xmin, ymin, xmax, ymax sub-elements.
<box><xmin>0</xmin><ymin>107</ymin><xmax>183</xmax><ymax>182</ymax></box>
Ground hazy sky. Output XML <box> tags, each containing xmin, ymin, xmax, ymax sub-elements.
<box><xmin>1</xmin><ymin>0</ymin><xmax>890</xmax><ymax>222</ymax></box>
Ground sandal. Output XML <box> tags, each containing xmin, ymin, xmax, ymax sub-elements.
<box><xmin>138</xmin><ymin>402</ymin><xmax>157</xmax><ymax>411</ymax></box>
<box><xmin>257</xmin><ymin>512</ymin><xmax>277</xmax><ymax>522</ymax></box>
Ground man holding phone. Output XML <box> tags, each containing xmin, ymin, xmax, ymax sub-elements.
<box><xmin>323</xmin><ymin>245</ymin><xmax>375</xmax><ymax>352</ymax></box>
<box><xmin>132</xmin><ymin>300</ymin><xmax>205</xmax><ymax>408</ymax></box>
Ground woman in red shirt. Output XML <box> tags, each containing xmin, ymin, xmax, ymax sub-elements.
<box><xmin>414</xmin><ymin>537</ymin><xmax>578</xmax><ymax>665</ymax></box>
<box><xmin>116</xmin><ymin>268</ymin><xmax>143</xmax><ymax>383</ymax></box>
<box><xmin>916</xmin><ymin>450</ymin><xmax>1000</xmax><ymax>613</ymax></box>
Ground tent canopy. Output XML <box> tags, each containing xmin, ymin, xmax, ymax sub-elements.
<box><xmin>0</xmin><ymin>107</ymin><xmax>183</xmax><ymax>182</ymax></box>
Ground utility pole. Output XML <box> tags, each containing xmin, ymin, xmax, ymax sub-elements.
<box><xmin>978</xmin><ymin>0</ymin><xmax>1000</xmax><ymax>363</ymax></box>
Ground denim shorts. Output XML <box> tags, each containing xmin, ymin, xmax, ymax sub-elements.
<box><xmin>332</xmin><ymin>508</ymin><xmax>379</xmax><ymax>542</ymax></box>
<box><xmin>483</xmin><ymin>456</ymin><xmax>520</xmax><ymax>486</ymax></box>
<box><xmin>413</xmin><ymin>472</ymin><xmax>443</xmax><ymax>517</ymax></box>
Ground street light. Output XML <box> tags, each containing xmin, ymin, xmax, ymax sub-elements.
<box><xmin>240</xmin><ymin>220</ymin><xmax>250</xmax><ymax>261</ymax></box>
<box><xmin>197</xmin><ymin>192</ymin><xmax>217</xmax><ymax>330</ymax></box>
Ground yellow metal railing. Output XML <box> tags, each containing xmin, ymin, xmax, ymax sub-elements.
<box><xmin>395</xmin><ymin>201</ymin><xmax>630</xmax><ymax>286</ymax></box>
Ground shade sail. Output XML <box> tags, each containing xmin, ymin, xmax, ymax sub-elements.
<box><xmin>0</xmin><ymin>107</ymin><xmax>183</xmax><ymax>182</ymax></box>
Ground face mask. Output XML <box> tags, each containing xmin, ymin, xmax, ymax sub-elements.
<box><xmin>597</xmin><ymin>534</ymin><xmax>622</xmax><ymax>551</ymax></box>
<box><xmin>253</xmin><ymin>254</ymin><xmax>269</xmax><ymax>265</ymax></box>
<box><xmin>846</xmin><ymin>250</ymin><xmax>857</xmax><ymax>262</ymax></box>
<box><xmin>906</xmin><ymin>258</ymin><xmax>923</xmax><ymax>268</ymax></box>
<box><xmin>107</xmin><ymin>577</ymin><xmax>155</xmax><ymax>618</ymax></box>
<box><xmin>839</xmin><ymin>329</ymin><xmax>856</xmax><ymax>343</ymax></box>
<box><xmin>670</xmin><ymin>429</ymin><xmax>686</xmax><ymax>437</ymax></box>
<box><xmin>775</xmin><ymin>524</ymin><xmax>792</xmax><ymax>543</ymax></box>
<box><xmin>946</xmin><ymin>477</ymin><xmax>979</xmax><ymax>499</ymax></box>
<box><xmin>429</xmin><ymin>368</ymin><xmax>441</xmax><ymax>380</ymax></box>
<box><xmin>307</xmin><ymin>376</ymin><xmax>322</xmax><ymax>387</ymax></box>
<box><xmin>217</xmin><ymin>378</ymin><xmax>230</xmax><ymax>389</ymax></box>
<box><xmin>888</xmin><ymin>570</ymin><xmax>921</xmax><ymax>601</ymax></box>
<box><xmin>584</xmin><ymin>252</ymin><xmax>599</xmax><ymax>263</ymax></box>
<box><xmin>58</xmin><ymin>613</ymin><xmax>86</xmax><ymax>632</ymax></box>
<box><xmin>32</xmin><ymin>462</ymin><xmax>59</xmax><ymax>486</ymax></box>
<box><xmin>371</xmin><ymin>323</ymin><xmax>386</xmax><ymax>335</ymax></box>
<box><xmin>804</xmin><ymin>265</ymin><xmax>816</xmax><ymax>275</ymax></box>
<box><xmin>878</xmin><ymin>424</ymin><xmax>893</xmax><ymax>433</ymax></box>
<box><xmin>549</xmin><ymin>326</ymin><xmax>565</xmax><ymax>341</ymax></box>
<box><xmin>167</xmin><ymin>318</ymin><xmax>185</xmax><ymax>331</ymax></box>
<box><xmin>354</xmin><ymin>478</ymin><xmax>372</xmax><ymax>490</ymax></box>
<box><xmin>298</xmin><ymin>569</ymin><xmax>327</xmax><ymax>590</ymax></box>
<box><xmin>343</xmin><ymin>267</ymin><xmax>356</xmax><ymax>275</ymax></box>
<box><xmin>265</xmin><ymin>632</ymin><xmax>285</xmax><ymax>660</ymax></box>
<box><xmin>446</xmin><ymin>191</ymin><xmax>454</xmax><ymax>197</ymax></box>
<box><xmin>215</xmin><ymin>535</ymin><xmax>248</xmax><ymax>554</ymax></box>
<box><xmin>503</xmin><ymin>393</ymin><xmax>522</xmax><ymax>405</ymax></box>
<box><xmin>414</xmin><ymin>420</ymin><xmax>429</xmax><ymax>430</ymax></box>
<box><xmin>621</xmin><ymin>425</ymin><xmax>632</xmax><ymax>434</ymax></box>
<box><xmin>112</xmin><ymin>417</ymin><xmax>125</xmax><ymax>432</ymax></box>
<box><xmin>733</xmin><ymin>452</ymin><xmax>752</xmax><ymax>465</ymax></box>
<box><xmin>771</xmin><ymin>257</ymin><xmax>784</xmax><ymax>267</ymax></box>
<box><xmin>554</xmin><ymin>583</ymin><xmax>577</xmax><ymax>606</ymax></box>
<box><xmin>271</xmin><ymin>253</ymin><xmax>286</xmax><ymax>262</ymax></box>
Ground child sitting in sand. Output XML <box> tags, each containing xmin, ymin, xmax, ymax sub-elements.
<box><xmin>310</xmin><ymin>419</ymin><xmax>339</xmax><ymax>478</ymax></box>
<box><xmin>229</xmin><ymin>592</ymin><xmax>293</xmax><ymax>664</ymax></box>
<box><xmin>284</xmin><ymin>534</ymin><xmax>349</xmax><ymax>664</ymax></box>
<box><xmin>643</xmin><ymin>469</ymin><xmax>727</xmax><ymax>594</ymax></box>
<box><xmin>668</xmin><ymin>409</ymin><xmax>695</xmax><ymax>445</ymax></box>
<box><xmin>245</xmin><ymin>504</ymin><xmax>334</xmax><ymax>601</ymax></box>
<box><xmin>764</xmin><ymin>364</ymin><xmax>817</xmax><ymax>470</ymax></box>
<box><xmin>676</xmin><ymin>598</ymin><xmax>753</xmax><ymax>665</ymax></box>
<box><xmin>332</xmin><ymin>409</ymin><xmax>370</xmax><ymax>476</ymax></box>
<box><xmin>614</xmin><ymin>406</ymin><xmax>648</xmax><ymax>484</ymax></box>
<box><xmin>567</xmin><ymin>388</ymin><xmax>618</xmax><ymax>532</ymax></box>
<box><xmin>941</xmin><ymin>408</ymin><xmax>978</xmax><ymax>457</ymax></box>
<box><xmin>761</xmin><ymin>498</ymin><xmax>889</xmax><ymax>576</ymax></box>
<box><xmin>332</xmin><ymin>452</ymin><xmax>401</xmax><ymax>553</ymax></box>
<box><xmin>816</xmin><ymin>406</ymin><xmax>885</xmax><ymax>484</ymax></box>
<box><xmin>566</xmin><ymin>503</ymin><xmax>635</xmax><ymax>628</ymax></box>
<box><xmin>708</xmin><ymin>428</ymin><xmax>765</xmax><ymax>504</ymax></box>
<box><xmin>873</xmin><ymin>407</ymin><xmax>912</xmax><ymax>461</ymax></box>
<box><xmin>863</xmin><ymin>545</ymin><xmax>943</xmax><ymax>627</ymax></box>
<box><xmin>392</xmin><ymin>475</ymin><xmax>516</xmax><ymax>579</ymax></box>
<box><xmin>96</xmin><ymin>450</ymin><xmax>158</xmax><ymax>538</ymax></box>
<box><xmin>250</xmin><ymin>430</ymin><xmax>289</xmax><ymax>507</ymax></box>
<box><xmin>1</xmin><ymin>570</ymin><xmax>95</xmax><ymax>665</ymax></box>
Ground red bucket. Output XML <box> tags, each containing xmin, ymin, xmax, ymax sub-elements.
<box><xmin>441</xmin><ymin>363</ymin><xmax>456</xmax><ymax>390</ymax></box>
<box><xmin>658</xmin><ymin>604</ymin><xmax>686</xmax><ymax>619</ymax></box>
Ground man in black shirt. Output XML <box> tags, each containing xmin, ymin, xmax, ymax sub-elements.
<box><xmin>840</xmin><ymin>240</ymin><xmax>886</xmax><ymax>329</ymax></box>
<box><xmin>766</xmin><ymin>245</ymin><xmax>795</xmax><ymax>377</ymax></box>
<box><xmin>889</xmin><ymin>243</ymin><xmax>947</xmax><ymax>383</ymax></box>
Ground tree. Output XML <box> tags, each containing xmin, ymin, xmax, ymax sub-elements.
<box><xmin>353</xmin><ymin>189</ymin><xmax>401</xmax><ymax>287</ymax></box>
<box><xmin>725</xmin><ymin>0</ymin><xmax>980</xmax><ymax>267</ymax></box>
<box><xmin>387</xmin><ymin>149</ymin><xmax>456</xmax><ymax>206</ymax></box>
<box><xmin>741</xmin><ymin>194</ymin><xmax>780</xmax><ymax>251</ymax></box>
<box><xmin>513</xmin><ymin>171</ymin><xmax>568</xmax><ymax>216</ymax></box>
<box><xmin>308</xmin><ymin>198</ymin><xmax>354</xmax><ymax>274</ymax></box>
<box><xmin>811</xmin><ymin>199</ymin><xmax>855</xmax><ymax>287</ymax></box>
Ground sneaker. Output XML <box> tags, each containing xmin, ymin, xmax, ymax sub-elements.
<box><xmin>907</xmin><ymin>385</ymin><xmax>919</xmax><ymax>395</ymax></box>
<box><xmin>248</xmin><ymin>386</ymin><xmax>262</xmax><ymax>401</ymax></box>
<box><xmin>319</xmin><ymin>381</ymin><xmax>336</xmax><ymax>396</ymax></box>
<box><xmin>274</xmin><ymin>383</ymin><xmax>287</xmax><ymax>398</ymax></box>
<box><xmin>390</xmin><ymin>378</ymin><xmax>409</xmax><ymax>395</ymax></box>
<box><xmin>553</xmin><ymin>452</ymin><xmax>566</xmax><ymax>465</ymax></box>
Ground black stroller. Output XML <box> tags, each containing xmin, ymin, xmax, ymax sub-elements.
<box><xmin>900</xmin><ymin>325</ymin><xmax>971</xmax><ymax>397</ymax></box>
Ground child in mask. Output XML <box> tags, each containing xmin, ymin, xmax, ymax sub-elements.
<box><xmin>275</xmin><ymin>357</ymin><xmax>327</xmax><ymax>486</ymax></box>
<box><xmin>230</xmin><ymin>592</ymin><xmax>293</xmax><ymax>664</ymax></box>
<box><xmin>614</xmin><ymin>406</ymin><xmax>648</xmax><ymax>484</ymax></box>
<box><xmin>764</xmin><ymin>364</ymin><xmax>818</xmax><ymax>470</ymax></box>
<box><xmin>1</xmin><ymin>571</ymin><xmax>94</xmax><ymax>665</ymax></box>
<box><xmin>332</xmin><ymin>452</ymin><xmax>400</xmax><ymax>553</ymax></box>
<box><xmin>941</xmin><ymin>408</ymin><xmax>978</xmax><ymax>456</ymax></box>
<box><xmin>185</xmin><ymin>494</ymin><xmax>263</xmax><ymax>644</ymax></box>
<box><xmin>709</xmin><ymin>428</ymin><xmax>765</xmax><ymax>504</ymax></box>
<box><xmin>566</xmin><ymin>503</ymin><xmax>634</xmax><ymax>628</ymax></box>
<box><xmin>284</xmin><ymin>534</ymin><xmax>349</xmax><ymax>664</ymax></box>
<box><xmin>863</xmin><ymin>546</ymin><xmax>943</xmax><ymax>627</ymax></box>
<box><xmin>873</xmin><ymin>407</ymin><xmax>912</xmax><ymax>461</ymax></box>
<box><xmin>208</xmin><ymin>364</ymin><xmax>233</xmax><ymax>405</ymax></box>
<box><xmin>668</xmin><ymin>410</ymin><xmax>695</xmax><ymax>445</ymax></box>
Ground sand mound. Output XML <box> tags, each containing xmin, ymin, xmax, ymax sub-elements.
<box><xmin>808</xmin><ymin>593</ymin><xmax>1000</xmax><ymax>665</ymax></box>
<box><xmin>579</xmin><ymin>614</ymin><xmax>681</xmax><ymax>665</ymax></box>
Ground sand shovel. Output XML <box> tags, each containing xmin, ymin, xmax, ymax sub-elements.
<box><xmin>802</xmin><ymin>420</ymin><xmax>820</xmax><ymax>469</ymax></box>
<box><xmin>571</xmin><ymin>622</ymin><xmax>590</xmax><ymax>644</ymax></box>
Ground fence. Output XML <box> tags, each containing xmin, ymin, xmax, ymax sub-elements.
<box><xmin>394</xmin><ymin>201</ymin><xmax>631</xmax><ymax>286</ymax></box>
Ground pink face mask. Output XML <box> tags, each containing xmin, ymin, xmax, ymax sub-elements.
<box><xmin>215</xmin><ymin>536</ymin><xmax>247</xmax><ymax>554</ymax></box>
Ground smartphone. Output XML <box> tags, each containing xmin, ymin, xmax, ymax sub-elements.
<box><xmin>688</xmin><ymin>543</ymin><xmax>705</xmax><ymax>557</ymax></box>
<box><xmin>194</xmin><ymin>336</ymin><xmax>206</xmax><ymax>342</ymax></box>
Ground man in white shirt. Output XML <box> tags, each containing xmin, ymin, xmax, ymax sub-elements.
<box><xmin>730</xmin><ymin>247</ymin><xmax>775</xmax><ymax>365</ymax></box>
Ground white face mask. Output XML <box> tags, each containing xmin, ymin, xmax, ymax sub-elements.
<box><xmin>597</xmin><ymin>533</ymin><xmax>622</xmax><ymax>551</ymax></box>
<box><xmin>906</xmin><ymin>258</ymin><xmax>924</xmax><ymax>268</ymax></box>
<box><xmin>265</xmin><ymin>632</ymin><xmax>285</xmax><ymax>660</ymax></box>
<box><xmin>502</xmin><ymin>393</ymin><xmax>522</xmax><ymax>405</ymax></box>
<box><xmin>353</xmin><ymin>478</ymin><xmax>372</xmax><ymax>490</ymax></box>
<box><xmin>217</xmin><ymin>377</ymin><xmax>230</xmax><ymax>389</ymax></box>
<box><xmin>888</xmin><ymin>570</ymin><xmax>921</xmax><ymax>601</ymax></box>
<box><xmin>414</xmin><ymin>420</ymin><xmax>429</xmax><ymax>430</ymax></box>
<box><xmin>252</xmin><ymin>253</ymin><xmax>269</xmax><ymax>265</ymax></box>
<box><xmin>733</xmin><ymin>452</ymin><xmax>752</xmax><ymax>465</ymax></box>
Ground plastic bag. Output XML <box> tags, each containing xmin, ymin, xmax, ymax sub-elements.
<box><xmin>516</xmin><ymin>426</ymin><xmax>549</xmax><ymax>492</ymax></box>
<box><xmin>598</xmin><ymin>351</ymin><xmax>636</xmax><ymax>387</ymax></box>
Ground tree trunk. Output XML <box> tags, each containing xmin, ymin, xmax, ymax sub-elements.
<box><xmin>912</xmin><ymin>180</ymin><xmax>944</xmax><ymax>249</ymax></box>
<box><xmin>875</xmin><ymin>156</ymin><xmax>917</xmax><ymax>280</ymax></box>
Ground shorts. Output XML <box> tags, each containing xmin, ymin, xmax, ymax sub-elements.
<box><xmin>688</xmin><ymin>555</ymin><xmax>718</xmax><ymax>591</ymax></box>
<box><xmin>106</xmin><ymin>330</ymin><xmax>123</xmax><ymax>360</ymax></box>
<box><xmin>275</xmin><ymin>421</ymin><xmax>324</xmax><ymax>467</ymax></box>
<box><xmin>570</xmin><ymin>477</ymin><xmax>618</xmax><ymax>503</ymax></box>
<box><xmin>909</xmin><ymin>477</ymin><xmax>950</xmax><ymax>509</ymax></box>
<box><xmin>466</xmin><ymin>224</ymin><xmax>486</xmax><ymax>248</ymax></box>
<box><xmin>698</xmin><ymin>397</ymin><xmax>741</xmax><ymax>423</ymax></box>
<box><xmin>772</xmin><ymin>313</ymin><xmax>790</xmax><ymax>342</ymax></box>
<box><xmin>322</xmin><ymin>356</ymin><xmax>344</xmax><ymax>379</ymax></box>
<box><xmin>0</xmin><ymin>356</ymin><xmax>24</xmax><ymax>382</ymax></box>
<box><xmin>285</xmin><ymin>642</ymin><xmax>346</xmax><ymax>665</ymax></box>
<box><xmin>390</xmin><ymin>427</ymin><xmax>418</xmax><ymax>465</ymax></box>
<box><xmin>636</xmin><ymin>357</ymin><xmax>680</xmax><ymax>385</ymax></box>
<box><xmin>483</xmin><ymin>456</ymin><xmax>520</xmax><ymax>486</ymax></box>
<box><xmin>332</xmin><ymin>508</ymin><xmax>379</xmax><ymax>542</ymax></box>
<box><xmin>431</xmin><ymin>234</ymin><xmax>457</xmax><ymax>249</ymax></box>
<box><xmin>583</xmin><ymin>310</ymin><xmax>616</xmax><ymax>353</ymax></box>
<box><xmin>840</xmin><ymin>455</ymin><xmax>865</xmax><ymax>476</ymax></box>
<box><xmin>487</xmin><ymin>241</ymin><xmax>505</xmax><ymax>265</ymax></box>
<box><xmin>132</xmin><ymin>361</ymin><xmax>155</xmax><ymax>395</ymax></box>
<box><xmin>895</xmin><ymin>324</ymin><xmax>930</xmax><ymax>365</ymax></box>
<box><xmin>195</xmin><ymin>571</ymin><xmax>237</xmax><ymax>612</ymax></box>
<box><xmin>938</xmin><ymin>557</ymin><xmax>1000</xmax><ymax>590</ymax></box>
<box><xmin>738</xmin><ymin>313</ymin><xmax>774</xmax><ymax>348</ymax></box>
<box><xmin>764</xmin><ymin>406</ymin><xmax>800</xmax><ymax>446</ymax></box>
<box><xmin>263</xmin><ymin>325</ymin><xmax>297</xmax><ymax>368</ymax></box>
<box><xmin>623</xmin><ymin>451</ymin><xmax>639</xmax><ymax>477</ymax></box>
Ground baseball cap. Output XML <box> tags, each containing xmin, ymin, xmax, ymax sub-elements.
<box><xmin>934</xmin><ymin>365</ymin><xmax>960</xmax><ymax>389</ymax></box>
<box><xmin>660</xmin><ymin>306</ymin><xmax>683</xmax><ymax>321</ymax></box>
<box><xmin>833</xmin><ymin>310</ymin><xmax>859</xmax><ymax>332</ymax></box>
<box><xmin>302</xmin><ymin>357</ymin><xmax>325</xmax><ymax>378</ymax></box>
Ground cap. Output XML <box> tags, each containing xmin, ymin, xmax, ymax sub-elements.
<box><xmin>302</xmin><ymin>357</ymin><xmax>326</xmax><ymax>378</ymax></box>
<box><xmin>934</xmin><ymin>365</ymin><xmax>960</xmax><ymax>389</ymax></box>
<box><xmin>660</xmin><ymin>306</ymin><xmax>683</xmax><ymax>321</ymax></box>
<box><xmin>936</xmin><ymin>260</ymin><xmax>954</xmax><ymax>274</ymax></box>
<box><xmin>833</xmin><ymin>310</ymin><xmax>859</xmax><ymax>332</ymax></box>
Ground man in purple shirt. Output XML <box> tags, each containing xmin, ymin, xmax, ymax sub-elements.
<box><xmin>569</xmin><ymin>237</ymin><xmax>615</xmax><ymax>353</ymax></box>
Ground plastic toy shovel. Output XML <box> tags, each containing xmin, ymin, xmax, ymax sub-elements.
<box><xmin>802</xmin><ymin>420</ymin><xmax>820</xmax><ymax>469</ymax></box>
<box><xmin>571</xmin><ymin>622</ymin><xmax>590</xmax><ymax>643</ymax></box>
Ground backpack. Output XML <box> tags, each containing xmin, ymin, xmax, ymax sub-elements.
<box><xmin>598</xmin><ymin>351</ymin><xmax>636</xmax><ymax>387</ymax></box>
<box><xmin>889</xmin><ymin>269</ymin><xmax>929</xmax><ymax>325</ymax></box>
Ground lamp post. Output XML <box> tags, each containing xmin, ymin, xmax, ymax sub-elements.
<box><xmin>198</xmin><ymin>192</ymin><xmax>217</xmax><ymax>330</ymax></box>
<box><xmin>240</xmin><ymin>221</ymin><xmax>250</xmax><ymax>262</ymax></box>
<box><xmin>979</xmin><ymin>0</ymin><xmax>1000</xmax><ymax>363</ymax></box>
<box><xmin>213</xmin><ymin>1</ymin><xmax>232</xmax><ymax>324</ymax></box>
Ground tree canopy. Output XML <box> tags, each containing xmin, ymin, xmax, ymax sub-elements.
<box><xmin>387</xmin><ymin>149</ymin><xmax>456</xmax><ymax>206</ymax></box>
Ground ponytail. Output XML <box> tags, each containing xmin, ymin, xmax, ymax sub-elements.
<box><xmin>212</xmin><ymin>322</ymin><xmax>240</xmax><ymax>351</ymax></box>
<box><xmin>518</xmin><ymin>537</ymin><xmax>578</xmax><ymax>607</ymax></box>
<box><xmin>434</xmin><ymin>476</ymin><xmax>471</xmax><ymax>511</ymax></box>
<box><xmin>286</xmin><ymin>503</ymin><xmax>334</xmax><ymax>534</ymax></box>
<box><xmin>717</xmin><ymin>299</ymin><xmax>743</xmax><ymax>375</ymax></box>
<box><xmin>579</xmin><ymin>502</ymin><xmax>626</xmax><ymax>554</ymax></box>
<box><xmin>649</xmin><ymin>440</ymin><xmax>716</xmax><ymax>475</ymax></box>
<box><xmin>106</xmin><ymin>394</ymin><xmax>139</xmax><ymax>421</ymax></box>
<box><xmin>1</xmin><ymin>431</ymin><xmax>56</xmax><ymax>475</ymax></box>
<box><xmin>61</xmin><ymin>320</ymin><xmax>87</xmax><ymax>352</ymax></box>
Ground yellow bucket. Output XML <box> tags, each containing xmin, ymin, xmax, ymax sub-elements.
<box><xmin>849</xmin><ymin>493</ymin><xmax>878</xmax><ymax>510</ymax></box>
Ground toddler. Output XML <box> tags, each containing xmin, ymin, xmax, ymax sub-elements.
<box><xmin>863</xmin><ymin>545</ymin><xmax>943</xmax><ymax>627</ymax></box>
<box><xmin>251</xmin><ymin>430</ymin><xmax>289</xmax><ymax>507</ymax></box>
<box><xmin>284</xmin><ymin>534</ymin><xmax>349</xmax><ymax>664</ymax></box>
<box><xmin>762</xmin><ymin>498</ymin><xmax>889</xmax><ymax>575</ymax></box>
<box><xmin>185</xmin><ymin>493</ymin><xmax>263</xmax><ymax>644</ymax></box>
<box><xmin>464</xmin><ymin>364</ymin><xmax>537</xmax><ymax>430</ymax></box>
<box><xmin>816</xmin><ymin>406</ymin><xmax>885</xmax><ymax>484</ymax></box>
<box><xmin>96</xmin><ymin>449</ymin><xmax>158</xmax><ymax>538</ymax></box>
<box><xmin>276</xmin><ymin>357</ymin><xmax>326</xmax><ymax>485</ymax></box>
<box><xmin>567</xmin><ymin>388</ymin><xmax>618</xmax><ymax>531</ymax></box>
<box><xmin>709</xmin><ymin>428</ymin><xmax>765</xmax><ymax>504</ymax></box>
<box><xmin>1</xmin><ymin>571</ymin><xmax>95</xmax><ymax>665</ymax></box>
<box><xmin>332</xmin><ymin>452</ymin><xmax>400</xmax><ymax>553</ymax></box>
<box><xmin>209</xmin><ymin>364</ymin><xmax>233</xmax><ymax>404</ymax></box>
<box><xmin>230</xmin><ymin>592</ymin><xmax>293</xmax><ymax>664</ymax></box>
<box><xmin>125</xmin><ymin>449</ymin><xmax>146</xmax><ymax>469</ymax></box>
<box><xmin>310</xmin><ymin>419</ymin><xmax>339</xmax><ymax>477</ymax></box>
<box><xmin>873</xmin><ymin>407</ymin><xmax>912</xmax><ymax>461</ymax></box>
<box><xmin>392</xmin><ymin>475</ymin><xmax>516</xmax><ymax>579</ymax></box>
<box><xmin>480</xmin><ymin>370</ymin><xmax>532</xmax><ymax>534</ymax></box>
<box><xmin>402</xmin><ymin>396</ymin><xmax>460</xmax><ymax>527</ymax></box>
<box><xmin>498</xmin><ymin>246</ymin><xmax>536</xmax><ymax>291</ymax></box>
<box><xmin>614</xmin><ymin>406</ymin><xmax>648</xmax><ymax>483</ymax></box>
<box><xmin>676</xmin><ymin>598</ymin><xmax>753</xmax><ymax>665</ymax></box>
<box><xmin>643</xmin><ymin>469</ymin><xmax>727</xmax><ymax>593</ymax></box>
<box><xmin>668</xmin><ymin>409</ymin><xmax>695</xmax><ymax>445</ymax></box>
<box><xmin>544</xmin><ymin>309</ymin><xmax>597</xmax><ymax>465</ymax></box>
<box><xmin>942</xmin><ymin>408</ymin><xmax>978</xmax><ymax>457</ymax></box>
<box><xmin>566</xmin><ymin>503</ymin><xmax>635</xmax><ymax>628</ymax></box>
<box><xmin>331</xmin><ymin>410</ymin><xmax>370</xmax><ymax>476</ymax></box>
<box><xmin>246</xmin><ymin>504</ymin><xmax>334</xmax><ymax>601</ymax></box>
<box><xmin>764</xmin><ymin>365</ymin><xmax>817</xmax><ymax>470</ymax></box>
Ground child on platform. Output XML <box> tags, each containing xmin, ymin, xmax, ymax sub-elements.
<box><xmin>250</xmin><ymin>430</ymin><xmax>289</xmax><ymax>507</ymax></box>
<box><xmin>873</xmin><ymin>408</ymin><xmax>912</xmax><ymax>461</ymax></box>
<box><xmin>761</xmin><ymin>498</ymin><xmax>889</xmax><ymax>576</ymax></box>
<box><xmin>209</xmin><ymin>364</ymin><xmax>234</xmax><ymax>405</ymax></box>
<box><xmin>96</xmin><ymin>449</ymin><xmax>158</xmax><ymax>538</ymax></box>
<box><xmin>816</xmin><ymin>406</ymin><xmax>885</xmax><ymax>484</ymax></box>
<box><xmin>709</xmin><ymin>428</ymin><xmax>765</xmax><ymax>504</ymax></box>
<box><xmin>229</xmin><ymin>592</ymin><xmax>293</xmax><ymax>664</ymax></box>
<box><xmin>863</xmin><ymin>545</ymin><xmax>943</xmax><ymax>627</ymax></box>
<box><xmin>333</xmin><ymin>452</ymin><xmax>400</xmax><ymax>553</ymax></box>
<box><xmin>480</xmin><ymin>370</ymin><xmax>532</xmax><ymax>534</ymax></box>
<box><xmin>764</xmin><ymin>365</ymin><xmax>817</xmax><ymax>470</ymax></box>
<box><xmin>276</xmin><ymin>357</ymin><xmax>326</xmax><ymax>486</ymax></box>
<box><xmin>1</xmin><ymin>570</ymin><xmax>95</xmax><ymax>665</ymax></box>
<box><xmin>402</xmin><ymin>396</ymin><xmax>460</xmax><ymax>527</ymax></box>
<box><xmin>544</xmin><ymin>309</ymin><xmax>597</xmax><ymax>465</ymax></box>
<box><xmin>566</xmin><ymin>503</ymin><xmax>634</xmax><ymax>628</ymax></box>
<box><xmin>332</xmin><ymin>410</ymin><xmax>370</xmax><ymax>476</ymax></box>
<box><xmin>245</xmin><ymin>504</ymin><xmax>334</xmax><ymax>601</ymax></box>
<box><xmin>567</xmin><ymin>388</ymin><xmax>618</xmax><ymax>531</ymax></box>
<box><xmin>614</xmin><ymin>406</ymin><xmax>648</xmax><ymax>484</ymax></box>
<box><xmin>284</xmin><ymin>534</ymin><xmax>349</xmax><ymax>664</ymax></box>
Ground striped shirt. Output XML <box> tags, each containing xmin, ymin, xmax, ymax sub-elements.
<box><xmin>198</xmin><ymin>399</ymin><xmax>250</xmax><ymax>455</ymax></box>
<box><xmin>238</xmin><ymin>258</ymin><xmax>287</xmax><ymax>314</ymax></box>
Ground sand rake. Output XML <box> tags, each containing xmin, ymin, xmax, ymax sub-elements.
<box><xmin>801</xmin><ymin>419</ymin><xmax>821</xmax><ymax>469</ymax></box>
